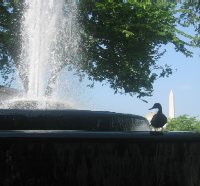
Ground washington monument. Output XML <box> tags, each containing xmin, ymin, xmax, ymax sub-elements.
<box><xmin>169</xmin><ymin>90</ymin><xmax>175</xmax><ymax>119</ymax></box>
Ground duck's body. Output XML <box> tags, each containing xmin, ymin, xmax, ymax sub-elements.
<box><xmin>149</xmin><ymin>103</ymin><xmax>167</xmax><ymax>129</ymax></box>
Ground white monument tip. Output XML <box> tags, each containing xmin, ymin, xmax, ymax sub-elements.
<box><xmin>169</xmin><ymin>90</ymin><xmax>175</xmax><ymax>119</ymax></box>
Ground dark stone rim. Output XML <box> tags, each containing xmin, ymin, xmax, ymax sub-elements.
<box><xmin>0</xmin><ymin>131</ymin><xmax>200</xmax><ymax>143</ymax></box>
<box><xmin>0</xmin><ymin>109</ymin><xmax>149</xmax><ymax>131</ymax></box>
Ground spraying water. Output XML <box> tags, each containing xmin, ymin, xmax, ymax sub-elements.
<box><xmin>0</xmin><ymin>0</ymin><xmax>150</xmax><ymax>131</ymax></box>
<box><xmin>2</xmin><ymin>0</ymin><xmax>81</xmax><ymax>109</ymax></box>
<box><xmin>21</xmin><ymin>0</ymin><xmax>80</xmax><ymax>98</ymax></box>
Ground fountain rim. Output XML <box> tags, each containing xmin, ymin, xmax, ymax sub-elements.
<box><xmin>0</xmin><ymin>109</ymin><xmax>149</xmax><ymax>131</ymax></box>
<box><xmin>0</xmin><ymin>108</ymin><xmax>147</xmax><ymax>119</ymax></box>
<box><xmin>0</xmin><ymin>131</ymin><xmax>200</xmax><ymax>143</ymax></box>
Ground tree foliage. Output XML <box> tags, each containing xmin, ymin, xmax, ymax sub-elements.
<box><xmin>0</xmin><ymin>0</ymin><xmax>22</xmax><ymax>84</ymax></box>
<box><xmin>0</xmin><ymin>0</ymin><xmax>200</xmax><ymax>98</ymax></box>
<box><xmin>165</xmin><ymin>115</ymin><xmax>200</xmax><ymax>131</ymax></box>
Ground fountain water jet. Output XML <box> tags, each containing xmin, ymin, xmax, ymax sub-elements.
<box><xmin>10</xmin><ymin>0</ymin><xmax>80</xmax><ymax>109</ymax></box>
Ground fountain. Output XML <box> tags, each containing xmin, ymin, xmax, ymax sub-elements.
<box><xmin>0</xmin><ymin>1</ymin><xmax>200</xmax><ymax>185</ymax></box>
<box><xmin>4</xmin><ymin>0</ymin><xmax>81</xmax><ymax>109</ymax></box>
<box><xmin>0</xmin><ymin>0</ymin><xmax>149</xmax><ymax>131</ymax></box>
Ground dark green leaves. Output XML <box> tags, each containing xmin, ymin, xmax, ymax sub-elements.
<box><xmin>166</xmin><ymin>115</ymin><xmax>200</xmax><ymax>132</ymax></box>
<box><xmin>78</xmin><ymin>1</ymin><xmax>195</xmax><ymax>98</ymax></box>
<box><xmin>0</xmin><ymin>0</ymin><xmax>199</xmax><ymax>97</ymax></box>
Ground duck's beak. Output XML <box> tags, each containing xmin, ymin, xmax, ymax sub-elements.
<box><xmin>149</xmin><ymin>106</ymin><xmax>154</xmax><ymax>110</ymax></box>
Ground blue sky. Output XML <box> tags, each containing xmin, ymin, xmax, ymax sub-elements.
<box><xmin>83</xmin><ymin>44</ymin><xmax>200</xmax><ymax>118</ymax></box>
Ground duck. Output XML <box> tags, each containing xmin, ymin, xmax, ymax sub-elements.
<box><xmin>149</xmin><ymin>103</ymin><xmax>167</xmax><ymax>129</ymax></box>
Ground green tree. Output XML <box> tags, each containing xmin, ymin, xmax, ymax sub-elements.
<box><xmin>78</xmin><ymin>1</ymin><xmax>197</xmax><ymax>99</ymax></box>
<box><xmin>0</xmin><ymin>0</ymin><xmax>200</xmax><ymax>98</ymax></box>
<box><xmin>165</xmin><ymin>115</ymin><xmax>200</xmax><ymax>131</ymax></box>
<box><xmin>0</xmin><ymin>0</ymin><xmax>22</xmax><ymax>85</ymax></box>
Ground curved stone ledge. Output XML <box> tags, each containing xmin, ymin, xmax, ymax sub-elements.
<box><xmin>0</xmin><ymin>131</ymin><xmax>200</xmax><ymax>142</ymax></box>
<box><xmin>0</xmin><ymin>109</ymin><xmax>149</xmax><ymax>131</ymax></box>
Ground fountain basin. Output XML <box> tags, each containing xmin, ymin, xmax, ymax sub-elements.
<box><xmin>0</xmin><ymin>110</ymin><xmax>200</xmax><ymax>185</ymax></box>
<box><xmin>0</xmin><ymin>131</ymin><xmax>200</xmax><ymax>186</ymax></box>
<box><xmin>0</xmin><ymin>109</ymin><xmax>149</xmax><ymax>131</ymax></box>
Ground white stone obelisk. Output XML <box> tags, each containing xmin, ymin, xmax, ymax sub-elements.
<box><xmin>169</xmin><ymin>90</ymin><xmax>175</xmax><ymax>119</ymax></box>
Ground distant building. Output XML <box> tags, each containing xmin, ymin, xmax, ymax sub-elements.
<box><xmin>0</xmin><ymin>86</ymin><xmax>22</xmax><ymax>102</ymax></box>
<box><xmin>169</xmin><ymin>90</ymin><xmax>175</xmax><ymax>119</ymax></box>
<box><xmin>145</xmin><ymin>112</ymin><xmax>155</xmax><ymax>123</ymax></box>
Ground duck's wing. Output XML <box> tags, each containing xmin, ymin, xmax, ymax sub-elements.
<box><xmin>150</xmin><ymin>114</ymin><xmax>157</xmax><ymax>125</ymax></box>
<box><xmin>160</xmin><ymin>114</ymin><xmax>167</xmax><ymax>124</ymax></box>
<box><xmin>150</xmin><ymin>114</ymin><xmax>167</xmax><ymax>128</ymax></box>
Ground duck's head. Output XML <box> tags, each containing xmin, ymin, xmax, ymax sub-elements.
<box><xmin>149</xmin><ymin>103</ymin><xmax>162</xmax><ymax>110</ymax></box>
